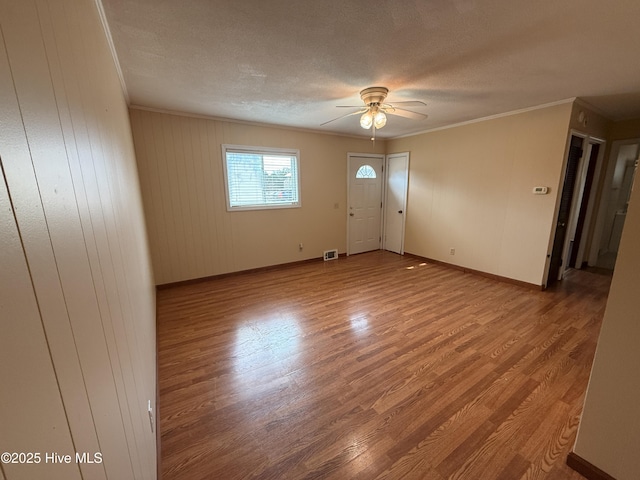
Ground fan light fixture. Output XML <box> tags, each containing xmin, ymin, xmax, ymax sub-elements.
<box><xmin>360</xmin><ymin>111</ymin><xmax>373</xmax><ymax>129</ymax></box>
<box><xmin>374</xmin><ymin>110</ymin><xmax>387</xmax><ymax>128</ymax></box>
<box><xmin>321</xmin><ymin>86</ymin><xmax>427</xmax><ymax>142</ymax></box>
<box><xmin>360</xmin><ymin>106</ymin><xmax>387</xmax><ymax>130</ymax></box>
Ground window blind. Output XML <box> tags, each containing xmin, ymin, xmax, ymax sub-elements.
<box><xmin>223</xmin><ymin>146</ymin><xmax>300</xmax><ymax>211</ymax></box>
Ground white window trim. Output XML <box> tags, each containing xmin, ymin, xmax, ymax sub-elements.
<box><xmin>221</xmin><ymin>144</ymin><xmax>301</xmax><ymax>212</ymax></box>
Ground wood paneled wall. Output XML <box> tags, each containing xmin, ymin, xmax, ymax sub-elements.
<box><xmin>0</xmin><ymin>0</ymin><xmax>156</xmax><ymax>479</ymax></box>
<box><xmin>130</xmin><ymin>108</ymin><xmax>385</xmax><ymax>285</ymax></box>
<box><xmin>573</xmin><ymin>134</ymin><xmax>640</xmax><ymax>478</ymax></box>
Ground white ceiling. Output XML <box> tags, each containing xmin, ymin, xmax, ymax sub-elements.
<box><xmin>101</xmin><ymin>0</ymin><xmax>640</xmax><ymax>139</ymax></box>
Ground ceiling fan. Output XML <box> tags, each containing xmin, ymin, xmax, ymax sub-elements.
<box><xmin>322</xmin><ymin>86</ymin><xmax>428</xmax><ymax>137</ymax></box>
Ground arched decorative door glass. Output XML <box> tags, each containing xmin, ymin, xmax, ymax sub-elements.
<box><xmin>355</xmin><ymin>165</ymin><xmax>376</xmax><ymax>179</ymax></box>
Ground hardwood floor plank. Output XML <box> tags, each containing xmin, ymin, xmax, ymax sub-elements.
<box><xmin>436</xmin><ymin>420</ymin><xmax>497</xmax><ymax>478</ymax></box>
<box><xmin>157</xmin><ymin>251</ymin><xmax>611</xmax><ymax>479</ymax></box>
<box><xmin>495</xmin><ymin>454</ymin><xmax>532</xmax><ymax>480</ymax></box>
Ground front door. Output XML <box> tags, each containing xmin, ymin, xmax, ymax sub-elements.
<box><xmin>348</xmin><ymin>154</ymin><xmax>383</xmax><ymax>255</ymax></box>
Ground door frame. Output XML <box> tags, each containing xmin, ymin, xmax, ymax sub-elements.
<box><xmin>383</xmin><ymin>152</ymin><xmax>410</xmax><ymax>255</ymax></box>
<box><xmin>346</xmin><ymin>152</ymin><xmax>385</xmax><ymax>256</ymax></box>
<box><xmin>559</xmin><ymin>133</ymin><xmax>605</xmax><ymax>277</ymax></box>
<box><xmin>588</xmin><ymin>138</ymin><xmax>640</xmax><ymax>265</ymax></box>
<box><xmin>571</xmin><ymin>136</ymin><xmax>605</xmax><ymax>268</ymax></box>
<box><xmin>544</xmin><ymin>130</ymin><xmax>605</xmax><ymax>287</ymax></box>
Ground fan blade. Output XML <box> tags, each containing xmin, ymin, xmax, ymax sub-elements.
<box><xmin>386</xmin><ymin>107</ymin><xmax>428</xmax><ymax>120</ymax></box>
<box><xmin>387</xmin><ymin>100</ymin><xmax>427</xmax><ymax>107</ymax></box>
<box><xmin>336</xmin><ymin>105</ymin><xmax>365</xmax><ymax>108</ymax></box>
<box><xmin>321</xmin><ymin>109</ymin><xmax>366</xmax><ymax>126</ymax></box>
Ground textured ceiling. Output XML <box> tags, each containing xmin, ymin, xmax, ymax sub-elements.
<box><xmin>101</xmin><ymin>0</ymin><xmax>640</xmax><ymax>139</ymax></box>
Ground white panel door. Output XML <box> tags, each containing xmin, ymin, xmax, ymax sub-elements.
<box><xmin>348</xmin><ymin>155</ymin><xmax>383</xmax><ymax>255</ymax></box>
<box><xmin>384</xmin><ymin>152</ymin><xmax>409</xmax><ymax>254</ymax></box>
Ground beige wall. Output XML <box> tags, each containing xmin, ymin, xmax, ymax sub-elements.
<box><xmin>130</xmin><ymin>108</ymin><xmax>384</xmax><ymax>285</ymax></box>
<box><xmin>569</xmin><ymin>102</ymin><xmax>611</xmax><ymax>139</ymax></box>
<box><xmin>609</xmin><ymin>118</ymin><xmax>640</xmax><ymax>141</ymax></box>
<box><xmin>572</xmin><ymin>160</ymin><xmax>640</xmax><ymax>479</ymax></box>
<box><xmin>134</xmin><ymin>103</ymin><xmax>580</xmax><ymax>287</ymax></box>
<box><xmin>0</xmin><ymin>1</ymin><xmax>156</xmax><ymax>479</ymax></box>
<box><xmin>387</xmin><ymin>103</ymin><xmax>573</xmax><ymax>286</ymax></box>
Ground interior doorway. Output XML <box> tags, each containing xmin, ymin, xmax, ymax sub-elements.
<box><xmin>569</xmin><ymin>141</ymin><xmax>600</xmax><ymax>268</ymax></box>
<box><xmin>547</xmin><ymin>133</ymin><xmax>605</xmax><ymax>287</ymax></box>
<box><xmin>347</xmin><ymin>154</ymin><xmax>384</xmax><ymax>255</ymax></box>
<box><xmin>589</xmin><ymin>139</ymin><xmax>639</xmax><ymax>270</ymax></box>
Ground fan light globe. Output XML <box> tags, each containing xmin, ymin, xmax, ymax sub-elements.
<box><xmin>374</xmin><ymin>111</ymin><xmax>387</xmax><ymax>128</ymax></box>
<box><xmin>360</xmin><ymin>112</ymin><xmax>373</xmax><ymax>129</ymax></box>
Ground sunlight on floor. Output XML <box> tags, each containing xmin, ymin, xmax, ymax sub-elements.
<box><xmin>406</xmin><ymin>262</ymin><xmax>428</xmax><ymax>270</ymax></box>
<box><xmin>349</xmin><ymin>314</ymin><xmax>369</xmax><ymax>334</ymax></box>
<box><xmin>232</xmin><ymin>315</ymin><xmax>302</xmax><ymax>381</ymax></box>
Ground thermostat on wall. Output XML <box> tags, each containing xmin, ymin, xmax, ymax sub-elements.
<box><xmin>533</xmin><ymin>186</ymin><xmax>548</xmax><ymax>195</ymax></box>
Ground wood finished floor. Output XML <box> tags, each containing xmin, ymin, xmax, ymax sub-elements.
<box><xmin>157</xmin><ymin>251</ymin><xmax>612</xmax><ymax>480</ymax></box>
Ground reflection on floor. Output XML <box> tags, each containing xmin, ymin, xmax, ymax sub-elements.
<box><xmin>157</xmin><ymin>251</ymin><xmax>613</xmax><ymax>480</ymax></box>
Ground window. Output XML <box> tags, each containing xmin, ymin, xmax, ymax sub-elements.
<box><xmin>222</xmin><ymin>145</ymin><xmax>300</xmax><ymax>211</ymax></box>
<box><xmin>355</xmin><ymin>164</ymin><xmax>377</xmax><ymax>178</ymax></box>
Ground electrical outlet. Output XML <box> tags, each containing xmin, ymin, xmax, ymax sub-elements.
<box><xmin>450</xmin><ymin>248</ymin><xmax>455</xmax><ymax>255</ymax></box>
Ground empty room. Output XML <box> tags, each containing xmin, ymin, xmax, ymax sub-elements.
<box><xmin>1</xmin><ymin>0</ymin><xmax>639</xmax><ymax>479</ymax></box>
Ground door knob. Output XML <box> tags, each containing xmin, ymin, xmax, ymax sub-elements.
<box><xmin>398</xmin><ymin>210</ymin><xmax>403</xmax><ymax>214</ymax></box>
<box><xmin>349</xmin><ymin>213</ymin><xmax>354</xmax><ymax>216</ymax></box>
